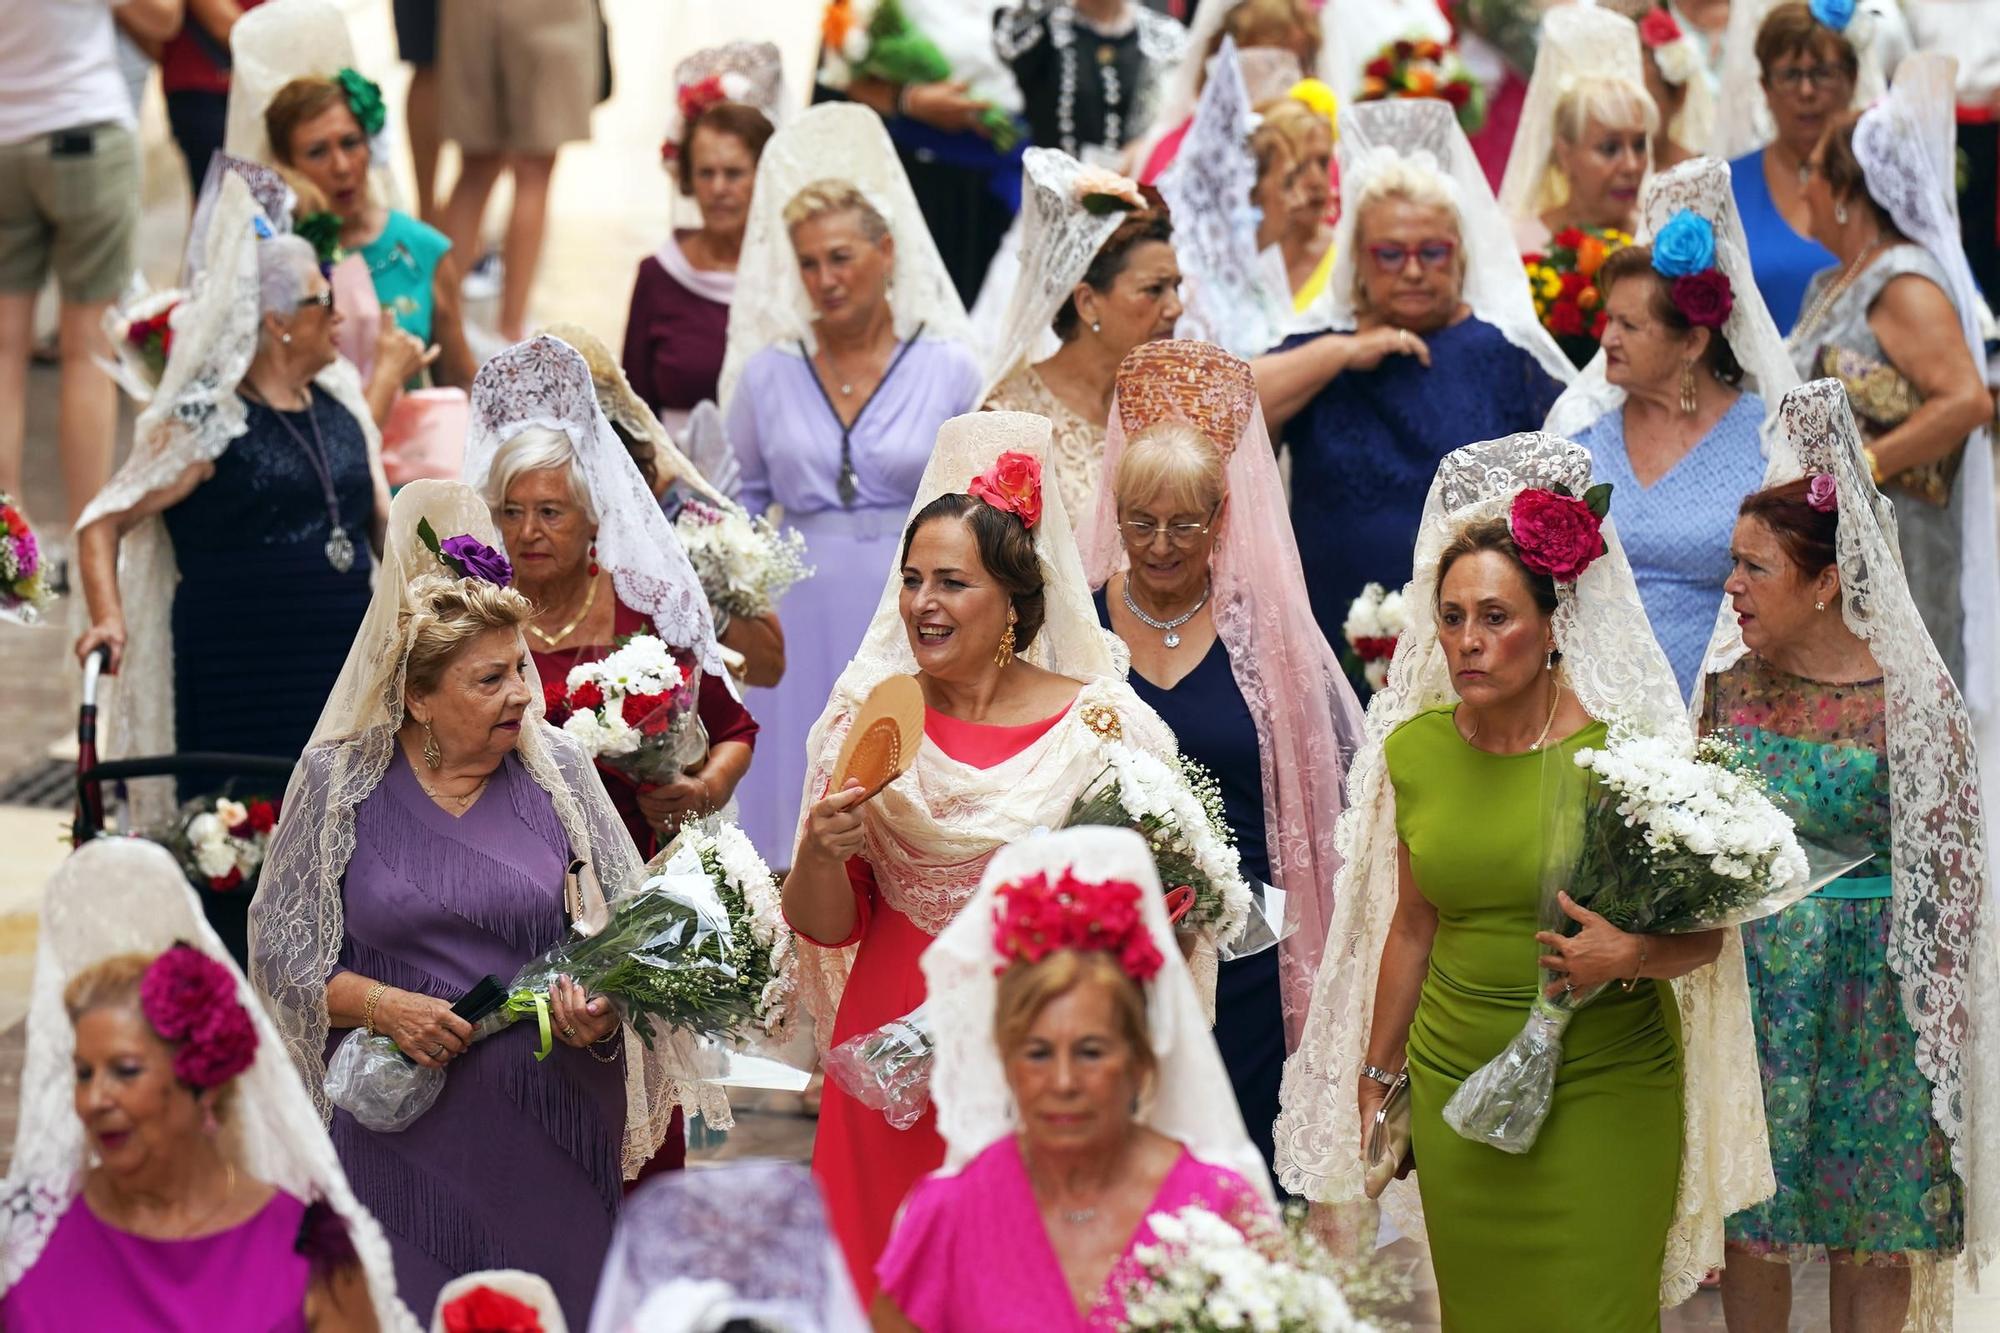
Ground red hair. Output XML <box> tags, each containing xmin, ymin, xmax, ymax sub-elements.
<box><xmin>1738</xmin><ymin>477</ymin><xmax>1838</xmax><ymax>577</ymax></box>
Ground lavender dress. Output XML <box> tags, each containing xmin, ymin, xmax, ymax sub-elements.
<box><xmin>331</xmin><ymin>752</ymin><xmax>625</xmax><ymax>1327</ymax></box>
<box><xmin>725</xmin><ymin>338</ymin><xmax>981</xmax><ymax>864</ymax></box>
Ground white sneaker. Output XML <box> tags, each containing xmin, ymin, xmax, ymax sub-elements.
<box><xmin>461</xmin><ymin>250</ymin><xmax>504</xmax><ymax>302</ymax></box>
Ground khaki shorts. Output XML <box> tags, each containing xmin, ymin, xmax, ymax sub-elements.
<box><xmin>0</xmin><ymin>122</ymin><xmax>138</xmax><ymax>302</ymax></box>
<box><xmin>438</xmin><ymin>0</ymin><xmax>599</xmax><ymax>156</ymax></box>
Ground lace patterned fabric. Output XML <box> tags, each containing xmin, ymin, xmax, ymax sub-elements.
<box><xmin>981</xmin><ymin>366</ymin><xmax>1105</xmax><ymax>529</ymax></box>
<box><xmin>1275</xmin><ymin>432</ymin><xmax>1774</xmax><ymax>1306</ymax></box>
<box><xmin>1497</xmin><ymin>7</ymin><xmax>1650</xmax><ymax>224</ymax></box>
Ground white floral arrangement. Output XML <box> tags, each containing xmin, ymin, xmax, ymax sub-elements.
<box><xmin>660</xmin><ymin>819</ymin><xmax>798</xmax><ymax>1038</ymax></box>
<box><xmin>1341</xmin><ymin>582</ymin><xmax>1408</xmax><ymax>691</ymax></box>
<box><xmin>158</xmin><ymin>795</ymin><xmax>281</xmax><ymax>893</ymax></box>
<box><xmin>1121</xmin><ymin>1204</ymin><xmax>1382</xmax><ymax>1332</ymax></box>
<box><xmin>673</xmin><ymin>497</ymin><xmax>813</xmax><ymax>621</ymax></box>
<box><xmin>548</xmin><ymin>634</ymin><xmax>705</xmax><ymax>783</ymax></box>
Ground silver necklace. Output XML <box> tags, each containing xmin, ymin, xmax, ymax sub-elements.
<box><xmin>1061</xmin><ymin>1207</ymin><xmax>1098</xmax><ymax>1225</ymax></box>
<box><xmin>248</xmin><ymin>385</ymin><xmax>355</xmax><ymax>572</ymax></box>
<box><xmin>1121</xmin><ymin>576</ymin><xmax>1209</xmax><ymax>649</ymax></box>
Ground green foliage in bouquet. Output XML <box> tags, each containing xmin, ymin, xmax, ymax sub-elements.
<box><xmin>850</xmin><ymin>0</ymin><xmax>1022</xmax><ymax>150</ymax></box>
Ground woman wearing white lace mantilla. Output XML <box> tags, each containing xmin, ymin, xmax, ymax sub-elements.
<box><xmin>0</xmin><ymin>837</ymin><xmax>416</xmax><ymax>1332</ymax></box>
<box><xmin>249</xmin><ymin>481</ymin><xmax>714</xmax><ymax>1327</ymax></box>
<box><xmin>1546</xmin><ymin>155</ymin><xmax>1802</xmax><ymax>698</ymax></box>
<box><xmin>980</xmin><ymin>148</ymin><xmax>1181</xmax><ymax>528</ymax></box>
<box><xmin>1273</xmin><ymin>432</ymin><xmax>1772</xmax><ymax>1329</ymax></box>
<box><xmin>1696</xmin><ymin>379</ymin><xmax>1999</xmax><ymax>1333</ymax></box>
<box><xmin>718</xmin><ymin>103</ymin><xmax>981</xmax><ymax>867</ymax></box>
<box><xmin>784</xmin><ymin>411</ymin><xmax>1233</xmax><ymax>1303</ymax></box>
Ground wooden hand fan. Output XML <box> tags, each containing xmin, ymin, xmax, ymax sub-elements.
<box><xmin>832</xmin><ymin>675</ymin><xmax>926</xmax><ymax>800</ymax></box>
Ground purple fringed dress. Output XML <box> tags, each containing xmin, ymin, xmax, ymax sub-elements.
<box><xmin>330</xmin><ymin>752</ymin><xmax>626</xmax><ymax>1328</ymax></box>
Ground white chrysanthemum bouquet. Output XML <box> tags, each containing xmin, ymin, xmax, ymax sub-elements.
<box><xmin>545</xmin><ymin>634</ymin><xmax>706</xmax><ymax>783</ymax></box>
<box><xmin>1341</xmin><ymin>582</ymin><xmax>1407</xmax><ymax>691</ymax></box>
<box><xmin>673</xmin><ymin>497</ymin><xmax>813</xmax><ymax>621</ymax></box>
<box><xmin>1444</xmin><ymin>733</ymin><xmax>1831</xmax><ymax>1153</ymax></box>
<box><xmin>1120</xmin><ymin>1204</ymin><xmax>1386</xmax><ymax>1332</ymax></box>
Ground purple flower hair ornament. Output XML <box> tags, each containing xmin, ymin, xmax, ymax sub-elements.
<box><xmin>417</xmin><ymin>518</ymin><xmax>514</xmax><ymax>587</ymax></box>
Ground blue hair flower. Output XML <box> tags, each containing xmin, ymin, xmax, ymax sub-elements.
<box><xmin>251</xmin><ymin>214</ymin><xmax>274</xmax><ymax>240</ymax></box>
<box><xmin>1651</xmin><ymin>209</ymin><xmax>1716</xmax><ymax>278</ymax></box>
<box><xmin>1809</xmin><ymin>0</ymin><xmax>1856</xmax><ymax>31</ymax></box>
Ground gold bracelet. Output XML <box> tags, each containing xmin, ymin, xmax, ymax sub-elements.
<box><xmin>1619</xmin><ymin>940</ymin><xmax>1650</xmax><ymax>993</ymax></box>
<box><xmin>1863</xmin><ymin>446</ymin><xmax>1885</xmax><ymax>486</ymax></box>
<box><xmin>362</xmin><ymin>982</ymin><xmax>389</xmax><ymax>1036</ymax></box>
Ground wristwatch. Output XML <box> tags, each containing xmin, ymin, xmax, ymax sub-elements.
<box><xmin>1361</xmin><ymin>1063</ymin><xmax>1401</xmax><ymax>1088</ymax></box>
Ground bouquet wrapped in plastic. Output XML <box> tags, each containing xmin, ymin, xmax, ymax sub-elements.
<box><xmin>1443</xmin><ymin>733</ymin><xmax>1864</xmax><ymax>1153</ymax></box>
<box><xmin>673</xmin><ymin>496</ymin><xmax>813</xmax><ymax>622</ymax></box>
<box><xmin>0</xmin><ymin>493</ymin><xmax>52</xmax><ymax>626</ymax></box>
<box><xmin>823</xmin><ymin>999</ymin><xmax>936</xmax><ymax>1131</ymax></box>
<box><xmin>96</xmin><ymin>281</ymin><xmax>184</xmax><ymax>404</ymax></box>
<box><xmin>544</xmin><ymin>633</ymin><xmax>707</xmax><ymax>785</ymax></box>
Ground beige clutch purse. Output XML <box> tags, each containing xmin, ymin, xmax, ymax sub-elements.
<box><xmin>1363</xmin><ymin>1069</ymin><xmax>1414</xmax><ymax>1200</ymax></box>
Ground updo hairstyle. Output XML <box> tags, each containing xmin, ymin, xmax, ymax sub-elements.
<box><xmin>400</xmin><ymin>573</ymin><xmax>534</xmax><ymax>695</ymax></box>
<box><xmin>783</xmin><ymin>180</ymin><xmax>891</xmax><ymax>244</ymax></box>
<box><xmin>1737</xmin><ymin>478</ymin><xmax>1839</xmax><ymax>582</ymax></box>
<box><xmin>900</xmin><ymin>493</ymin><xmax>1047</xmax><ymax>652</ymax></box>
<box><xmin>66</xmin><ymin>953</ymin><xmax>240</xmax><ymax>1121</ymax></box>
<box><xmin>995</xmin><ymin>949</ymin><xmax>1156</xmax><ymax>1087</ymax></box>
<box><xmin>1052</xmin><ymin>203</ymin><xmax>1174</xmax><ymax>340</ymax></box>
<box><xmin>676</xmin><ymin>101</ymin><xmax>775</xmax><ymax>196</ymax></box>
<box><xmin>1251</xmin><ymin>97</ymin><xmax>1328</xmax><ymax>187</ymax></box>
<box><xmin>1114</xmin><ymin>422</ymin><xmax>1228</xmax><ymax>519</ymax></box>
<box><xmin>1595</xmin><ymin>244</ymin><xmax>1746</xmax><ymax>386</ymax></box>
<box><xmin>482</xmin><ymin>425</ymin><xmax>597</xmax><ymax>525</ymax></box>
<box><xmin>1209</xmin><ymin>0</ymin><xmax>1323</xmax><ymax>78</ymax></box>
<box><xmin>1434</xmin><ymin>516</ymin><xmax>1561</xmax><ymax>618</ymax></box>
<box><xmin>264</xmin><ymin>76</ymin><xmax>355</xmax><ymax>168</ymax></box>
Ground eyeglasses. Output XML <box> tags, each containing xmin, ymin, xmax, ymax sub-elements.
<box><xmin>297</xmin><ymin>289</ymin><xmax>335</xmax><ymax>312</ymax></box>
<box><xmin>1769</xmin><ymin>64</ymin><xmax>1848</xmax><ymax>91</ymax></box>
<box><xmin>1366</xmin><ymin>240</ymin><xmax>1457</xmax><ymax>274</ymax></box>
<box><xmin>1118</xmin><ymin>512</ymin><xmax>1216</xmax><ymax>548</ymax></box>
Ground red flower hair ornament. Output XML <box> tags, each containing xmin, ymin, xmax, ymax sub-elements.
<box><xmin>968</xmin><ymin>451</ymin><xmax>1043</xmax><ymax>529</ymax></box>
<box><xmin>440</xmin><ymin>1286</ymin><xmax>545</xmax><ymax>1333</ymax></box>
<box><xmin>139</xmin><ymin>943</ymin><xmax>258</xmax><ymax>1089</ymax></box>
<box><xmin>1508</xmin><ymin>483</ymin><xmax>1612</xmax><ymax>584</ymax></box>
<box><xmin>992</xmin><ymin>870</ymin><xmax>1165</xmax><ymax>982</ymax></box>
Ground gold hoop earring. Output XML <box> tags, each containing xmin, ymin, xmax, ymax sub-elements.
<box><xmin>422</xmin><ymin>720</ymin><xmax>442</xmax><ymax>769</ymax></box>
<box><xmin>1680</xmin><ymin>361</ymin><xmax>1698</xmax><ymax>415</ymax></box>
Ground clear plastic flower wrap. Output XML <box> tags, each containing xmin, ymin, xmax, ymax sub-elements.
<box><xmin>323</xmin><ymin>1029</ymin><xmax>444</xmax><ymax>1133</ymax></box>
<box><xmin>823</xmin><ymin>1000</ymin><xmax>935</xmax><ymax>1131</ymax></box>
<box><xmin>1443</xmin><ymin>734</ymin><xmax>1868</xmax><ymax>1154</ymax></box>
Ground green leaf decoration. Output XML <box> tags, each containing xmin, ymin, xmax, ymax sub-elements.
<box><xmin>1550</xmin><ymin>482</ymin><xmax>1576</xmax><ymax>499</ymax></box>
<box><xmin>1583</xmin><ymin>482</ymin><xmax>1613</xmax><ymax>518</ymax></box>
<box><xmin>293</xmin><ymin>211</ymin><xmax>345</xmax><ymax>266</ymax></box>
<box><xmin>1080</xmin><ymin>192</ymin><xmax>1139</xmax><ymax>217</ymax></box>
<box><xmin>416</xmin><ymin>516</ymin><xmax>465</xmax><ymax>577</ymax></box>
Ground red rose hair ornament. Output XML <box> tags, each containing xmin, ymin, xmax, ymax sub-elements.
<box><xmin>968</xmin><ymin>450</ymin><xmax>1044</xmax><ymax>529</ymax></box>
<box><xmin>992</xmin><ymin>870</ymin><xmax>1165</xmax><ymax>982</ymax></box>
<box><xmin>1508</xmin><ymin>483</ymin><xmax>1612</xmax><ymax>584</ymax></box>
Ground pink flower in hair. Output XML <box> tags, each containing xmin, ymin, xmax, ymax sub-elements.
<box><xmin>1807</xmin><ymin>473</ymin><xmax>1839</xmax><ymax>513</ymax></box>
<box><xmin>968</xmin><ymin>451</ymin><xmax>1043</xmax><ymax>529</ymax></box>
<box><xmin>140</xmin><ymin>944</ymin><xmax>258</xmax><ymax>1089</ymax></box>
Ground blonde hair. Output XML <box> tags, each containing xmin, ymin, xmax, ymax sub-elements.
<box><xmin>1541</xmin><ymin>76</ymin><xmax>1659</xmax><ymax>209</ymax></box>
<box><xmin>483</xmin><ymin>425</ymin><xmax>596</xmax><ymax>525</ymax></box>
<box><xmin>66</xmin><ymin>953</ymin><xmax>241</xmax><ymax>1122</ymax></box>
<box><xmin>400</xmin><ymin>573</ymin><xmax>533</xmax><ymax>696</ymax></box>
<box><xmin>1115</xmin><ymin>422</ymin><xmax>1227</xmax><ymax>519</ymax></box>
<box><xmin>1250</xmin><ymin>98</ymin><xmax>1327</xmax><ymax>188</ymax></box>
<box><xmin>995</xmin><ymin>951</ymin><xmax>1156</xmax><ymax>1086</ymax></box>
<box><xmin>782</xmin><ymin>180</ymin><xmax>891</xmax><ymax>243</ymax></box>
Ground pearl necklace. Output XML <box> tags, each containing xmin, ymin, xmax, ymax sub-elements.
<box><xmin>1121</xmin><ymin>576</ymin><xmax>1210</xmax><ymax>649</ymax></box>
<box><xmin>1790</xmin><ymin>235</ymin><xmax>1886</xmax><ymax>350</ymax></box>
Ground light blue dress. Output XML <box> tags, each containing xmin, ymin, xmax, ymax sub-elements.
<box><xmin>1574</xmin><ymin>392</ymin><xmax>1767</xmax><ymax>697</ymax></box>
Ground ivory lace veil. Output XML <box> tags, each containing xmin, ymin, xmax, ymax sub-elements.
<box><xmin>1497</xmin><ymin>6</ymin><xmax>1651</xmax><ymax>226</ymax></box>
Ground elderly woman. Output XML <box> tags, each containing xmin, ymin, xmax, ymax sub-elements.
<box><xmin>1790</xmin><ymin>68</ymin><xmax>1997</xmax><ymax>690</ymax></box>
<box><xmin>786</xmin><ymin>412</ymin><xmax>1228</xmax><ymax>1301</ymax></box>
<box><xmin>1254</xmin><ymin>100</ymin><xmax>1570</xmax><ymax>644</ymax></box>
<box><xmin>0</xmin><ymin>838</ymin><xmax>409</xmax><ymax>1332</ymax></box>
<box><xmin>1274</xmin><ymin>434</ymin><xmax>1770</xmax><ymax>1331</ymax></box>
<box><xmin>624</xmin><ymin>43</ymin><xmax>783</xmax><ymax>437</ymax></box>
<box><xmin>720</xmin><ymin>104</ymin><xmax>981</xmax><ymax>864</ymax></box>
<box><xmin>1700</xmin><ymin>381</ymin><xmax>1995</xmax><ymax>1333</ymax></box>
<box><xmin>1251</xmin><ymin>90</ymin><xmax>1338</xmax><ymax>318</ymax></box>
<box><xmin>1498</xmin><ymin>7</ymin><xmax>1656</xmax><ymax>253</ymax></box>
<box><xmin>1558</xmin><ymin>167</ymin><xmax>1786</xmax><ymax>697</ymax></box>
<box><xmin>1724</xmin><ymin>3</ymin><xmax>1857</xmax><ymax>333</ymax></box>
<box><xmin>1077</xmin><ymin>341</ymin><xmax>1362</xmax><ymax>1188</ymax></box>
<box><xmin>74</xmin><ymin>167</ymin><xmax>387</xmax><ymax>956</ymax></box>
<box><xmin>251</xmin><ymin>481</ymin><xmax>706</xmax><ymax>1328</ymax></box>
<box><xmin>875</xmin><ymin>828</ymin><xmax>1274</xmax><ymax>1330</ymax></box>
<box><xmin>982</xmin><ymin>150</ymin><xmax>1181</xmax><ymax>527</ymax></box>
<box><xmin>466</xmin><ymin>335</ymin><xmax>756</xmax><ymax>864</ymax></box>
<box><xmin>264</xmin><ymin>72</ymin><xmax>474</xmax><ymax>403</ymax></box>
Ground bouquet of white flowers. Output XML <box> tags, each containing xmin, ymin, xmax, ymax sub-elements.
<box><xmin>1120</xmin><ymin>1204</ymin><xmax>1386</xmax><ymax>1332</ymax></box>
<box><xmin>546</xmin><ymin>634</ymin><xmax>707</xmax><ymax>784</ymax></box>
<box><xmin>1443</xmin><ymin>733</ymin><xmax>1856</xmax><ymax>1153</ymax></box>
<box><xmin>1341</xmin><ymin>583</ymin><xmax>1407</xmax><ymax>692</ymax></box>
<box><xmin>673</xmin><ymin>497</ymin><xmax>813</xmax><ymax>621</ymax></box>
<box><xmin>152</xmin><ymin>795</ymin><xmax>282</xmax><ymax>893</ymax></box>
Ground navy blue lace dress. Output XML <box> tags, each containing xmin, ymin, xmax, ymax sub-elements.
<box><xmin>1278</xmin><ymin>317</ymin><xmax>1563</xmax><ymax>641</ymax></box>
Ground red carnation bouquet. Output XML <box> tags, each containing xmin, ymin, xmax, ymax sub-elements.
<box><xmin>543</xmin><ymin>632</ymin><xmax>706</xmax><ymax>783</ymax></box>
<box><xmin>1523</xmin><ymin>226</ymin><xmax>1632</xmax><ymax>369</ymax></box>
<box><xmin>1358</xmin><ymin>37</ymin><xmax>1487</xmax><ymax>133</ymax></box>
<box><xmin>151</xmin><ymin>795</ymin><xmax>282</xmax><ymax>893</ymax></box>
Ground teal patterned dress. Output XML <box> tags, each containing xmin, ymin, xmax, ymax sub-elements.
<box><xmin>1701</xmin><ymin>656</ymin><xmax>1963</xmax><ymax>1262</ymax></box>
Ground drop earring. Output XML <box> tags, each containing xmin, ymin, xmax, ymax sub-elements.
<box><xmin>1834</xmin><ymin>201</ymin><xmax>1848</xmax><ymax>226</ymax></box>
<box><xmin>1680</xmin><ymin>361</ymin><xmax>1698</xmax><ymax>415</ymax></box>
<box><xmin>994</xmin><ymin>608</ymin><xmax>1018</xmax><ymax>668</ymax></box>
<box><xmin>587</xmin><ymin>541</ymin><xmax>599</xmax><ymax>578</ymax></box>
<box><xmin>422</xmin><ymin>720</ymin><xmax>442</xmax><ymax>769</ymax></box>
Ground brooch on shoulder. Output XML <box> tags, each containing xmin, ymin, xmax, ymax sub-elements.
<box><xmin>1079</xmin><ymin>703</ymin><xmax>1123</xmax><ymax>742</ymax></box>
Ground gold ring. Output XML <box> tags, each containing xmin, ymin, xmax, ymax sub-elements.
<box><xmin>562</xmin><ymin>1024</ymin><xmax>578</xmax><ymax>1040</ymax></box>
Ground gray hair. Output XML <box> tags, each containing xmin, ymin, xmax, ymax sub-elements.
<box><xmin>256</xmin><ymin>235</ymin><xmax>321</xmax><ymax>318</ymax></box>
<box><xmin>482</xmin><ymin>425</ymin><xmax>597</xmax><ymax>524</ymax></box>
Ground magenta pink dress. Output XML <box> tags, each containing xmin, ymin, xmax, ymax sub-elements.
<box><xmin>2</xmin><ymin>1190</ymin><xmax>311</xmax><ymax>1332</ymax></box>
<box><xmin>878</xmin><ymin>1136</ymin><xmax>1270</xmax><ymax>1331</ymax></box>
<box><xmin>794</xmin><ymin>705</ymin><xmax>1068</xmax><ymax>1305</ymax></box>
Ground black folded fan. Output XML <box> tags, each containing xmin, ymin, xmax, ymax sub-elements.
<box><xmin>452</xmin><ymin>975</ymin><xmax>508</xmax><ymax>1025</ymax></box>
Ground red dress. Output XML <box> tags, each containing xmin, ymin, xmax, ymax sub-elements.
<box><xmin>794</xmin><ymin>704</ymin><xmax>1070</xmax><ymax>1303</ymax></box>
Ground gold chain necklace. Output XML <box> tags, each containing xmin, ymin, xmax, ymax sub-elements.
<box><xmin>1791</xmin><ymin>236</ymin><xmax>1885</xmax><ymax>348</ymax></box>
<box><xmin>416</xmin><ymin>770</ymin><xmax>489</xmax><ymax>812</ymax></box>
<box><xmin>1465</xmin><ymin>683</ymin><xmax>1564</xmax><ymax>751</ymax></box>
<box><xmin>526</xmin><ymin>574</ymin><xmax>598</xmax><ymax>648</ymax></box>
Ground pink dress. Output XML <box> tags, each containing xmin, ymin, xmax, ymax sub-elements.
<box><xmin>1</xmin><ymin>1190</ymin><xmax>311</xmax><ymax>1332</ymax></box>
<box><xmin>877</xmin><ymin>1136</ymin><xmax>1270</xmax><ymax>1331</ymax></box>
<box><xmin>795</xmin><ymin>705</ymin><xmax>1069</xmax><ymax>1305</ymax></box>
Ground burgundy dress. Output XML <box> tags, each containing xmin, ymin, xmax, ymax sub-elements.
<box><xmin>621</xmin><ymin>233</ymin><xmax>734</xmax><ymax>434</ymax></box>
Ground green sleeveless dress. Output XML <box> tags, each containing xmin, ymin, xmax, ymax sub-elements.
<box><xmin>1385</xmin><ymin>707</ymin><xmax>1682</xmax><ymax>1331</ymax></box>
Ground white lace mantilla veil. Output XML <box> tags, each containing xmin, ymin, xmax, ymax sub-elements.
<box><xmin>247</xmin><ymin>480</ymin><xmax>721</xmax><ymax>1178</ymax></box>
<box><xmin>793</xmin><ymin>411</ymin><xmax>1214</xmax><ymax>1047</ymax></box>
<box><xmin>1075</xmin><ymin>339</ymin><xmax>1365</xmax><ymax>1050</ymax></box>
<box><xmin>978</xmin><ymin>147</ymin><xmax>1132</xmax><ymax>402</ymax></box>
<box><xmin>75</xmin><ymin>167</ymin><xmax>383</xmax><ymax>830</ymax></box>
<box><xmin>716</xmin><ymin>103</ymin><xmax>970</xmax><ymax>411</ymax></box>
<box><xmin>458</xmin><ymin>334</ymin><xmax>728</xmax><ymax>687</ymax></box>
<box><xmin>924</xmin><ymin>826</ymin><xmax>1275</xmax><ymax>1201</ymax></box>
<box><xmin>0</xmin><ymin>838</ymin><xmax>418</xmax><ymax>1332</ymax></box>
<box><xmin>1158</xmin><ymin>38</ymin><xmax>1288</xmax><ymax>359</ymax></box>
<box><xmin>1851</xmin><ymin>52</ymin><xmax>2000</xmax><ymax>804</ymax></box>
<box><xmin>1135</xmin><ymin>0</ymin><xmax>1345</xmax><ymax>172</ymax></box>
<box><xmin>1497</xmin><ymin>6</ymin><xmax>1651</xmax><ymax>226</ymax></box>
<box><xmin>1684</xmin><ymin>379</ymin><xmax>2000</xmax><ymax>1325</ymax></box>
<box><xmin>221</xmin><ymin>0</ymin><xmax>393</xmax><ymax>184</ymax></box>
<box><xmin>1709</xmin><ymin>0</ymin><xmax>1896</xmax><ymax>161</ymax></box>
<box><xmin>1271</xmin><ymin>432</ymin><xmax>1773</xmax><ymax>1304</ymax></box>
<box><xmin>539</xmin><ymin>321</ymin><xmax>733</xmax><ymax>511</ymax></box>
<box><xmin>1306</xmin><ymin>98</ymin><xmax>1576</xmax><ymax>385</ymax></box>
<box><xmin>1545</xmin><ymin>155</ymin><xmax>1801</xmax><ymax>441</ymax></box>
